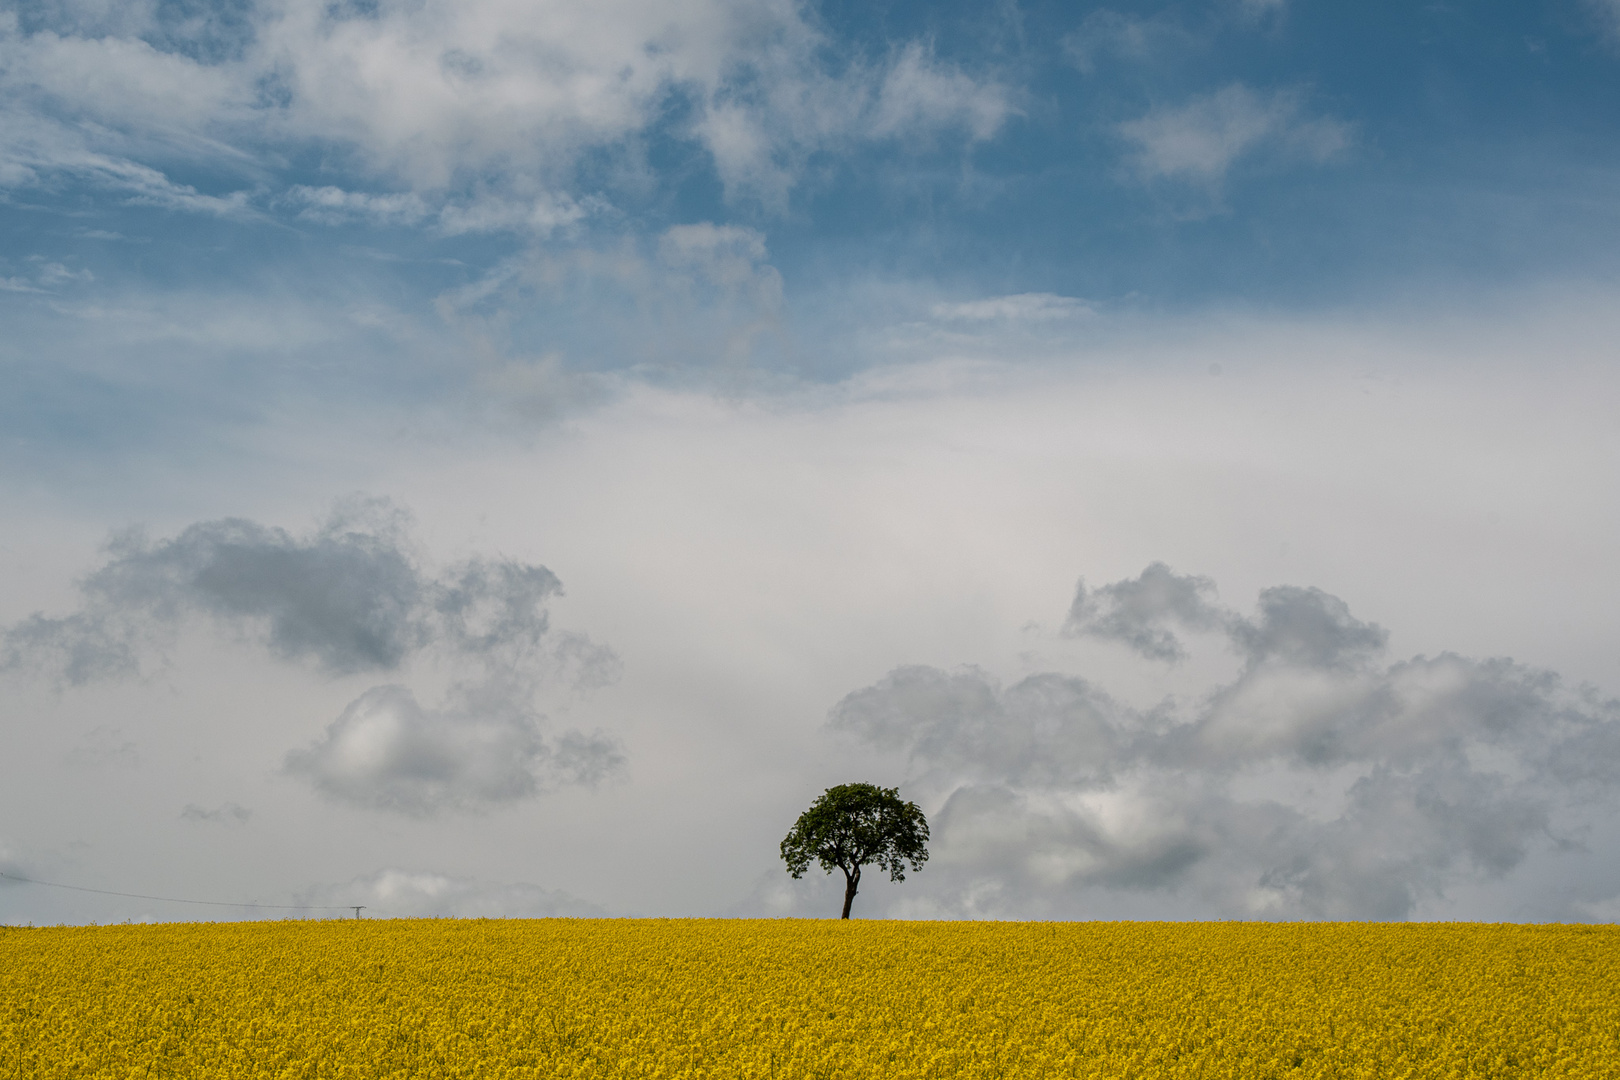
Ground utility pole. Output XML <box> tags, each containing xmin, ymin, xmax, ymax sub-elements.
<box><xmin>350</xmin><ymin>906</ymin><xmax>365</xmax><ymax>920</ymax></box>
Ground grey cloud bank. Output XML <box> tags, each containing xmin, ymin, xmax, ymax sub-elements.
<box><xmin>3</xmin><ymin>311</ymin><xmax>1619</xmax><ymax>925</ymax></box>
<box><xmin>831</xmin><ymin>566</ymin><xmax>1620</xmax><ymax>921</ymax></box>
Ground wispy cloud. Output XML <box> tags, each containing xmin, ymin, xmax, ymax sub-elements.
<box><xmin>689</xmin><ymin>39</ymin><xmax>1013</xmax><ymax>206</ymax></box>
<box><xmin>1119</xmin><ymin>84</ymin><xmax>1351</xmax><ymax>183</ymax></box>
<box><xmin>1</xmin><ymin>0</ymin><xmax>1014</xmax><ymax>220</ymax></box>
<box><xmin>931</xmin><ymin>293</ymin><xmax>1092</xmax><ymax>323</ymax></box>
<box><xmin>868</xmin><ymin>42</ymin><xmax>1015</xmax><ymax>142</ymax></box>
<box><xmin>1237</xmin><ymin>0</ymin><xmax>1290</xmax><ymax>19</ymax></box>
<box><xmin>280</xmin><ymin>185</ymin><xmax>595</xmax><ymax>237</ymax></box>
<box><xmin>1586</xmin><ymin>1</ymin><xmax>1620</xmax><ymax>43</ymax></box>
<box><xmin>1062</xmin><ymin>10</ymin><xmax>1197</xmax><ymax>74</ymax></box>
<box><xmin>0</xmin><ymin>107</ymin><xmax>258</xmax><ymax>217</ymax></box>
<box><xmin>431</xmin><ymin>221</ymin><xmax>789</xmax><ymax>382</ymax></box>
<box><xmin>281</xmin><ymin>186</ymin><xmax>432</xmax><ymax>227</ymax></box>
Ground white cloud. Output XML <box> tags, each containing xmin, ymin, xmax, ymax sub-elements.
<box><xmin>656</xmin><ymin>223</ymin><xmax>784</xmax><ymax>315</ymax></box>
<box><xmin>33</xmin><ymin>261</ymin><xmax>94</xmax><ymax>285</ymax></box>
<box><xmin>1237</xmin><ymin>0</ymin><xmax>1289</xmax><ymax>17</ymax></box>
<box><xmin>0</xmin><ymin>139</ymin><xmax>224</xmax><ymax>222</ymax></box>
<box><xmin>427</xmin><ymin>221</ymin><xmax>787</xmax><ymax>376</ymax></box>
<box><xmin>438</xmin><ymin>192</ymin><xmax>592</xmax><ymax>236</ymax></box>
<box><xmin>0</xmin><ymin>258</ymin><xmax>93</xmax><ymax>293</ymax></box>
<box><xmin>0</xmin><ymin>106</ymin><xmax>257</xmax><ymax>216</ymax></box>
<box><xmin>930</xmin><ymin>293</ymin><xmax>1092</xmax><ymax>323</ymax></box>
<box><xmin>0</xmin><ymin>20</ymin><xmax>247</xmax><ymax>130</ymax></box>
<box><xmin>868</xmin><ymin>43</ymin><xmax>1015</xmax><ymax>142</ymax></box>
<box><xmin>1062</xmin><ymin>10</ymin><xmax>1196</xmax><ymax>74</ymax></box>
<box><xmin>1588</xmin><ymin>1</ymin><xmax>1620</xmax><ymax>42</ymax></box>
<box><xmin>694</xmin><ymin>41</ymin><xmax>1013</xmax><ymax>205</ymax></box>
<box><xmin>282</xmin><ymin>185</ymin><xmax>431</xmax><ymax>226</ymax></box>
<box><xmin>1</xmin><ymin>1</ymin><xmax>1014</xmax><ymax>217</ymax></box>
<box><xmin>1119</xmin><ymin>84</ymin><xmax>1351</xmax><ymax>182</ymax></box>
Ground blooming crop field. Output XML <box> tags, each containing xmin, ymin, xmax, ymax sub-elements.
<box><xmin>3</xmin><ymin>919</ymin><xmax>1617</xmax><ymax>1078</ymax></box>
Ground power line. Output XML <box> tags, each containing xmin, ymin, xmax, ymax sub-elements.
<box><xmin>0</xmin><ymin>871</ymin><xmax>359</xmax><ymax>912</ymax></box>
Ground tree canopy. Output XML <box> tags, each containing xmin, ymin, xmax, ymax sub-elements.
<box><xmin>780</xmin><ymin>782</ymin><xmax>929</xmax><ymax>918</ymax></box>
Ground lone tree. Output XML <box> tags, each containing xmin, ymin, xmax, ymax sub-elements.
<box><xmin>780</xmin><ymin>782</ymin><xmax>929</xmax><ymax>919</ymax></box>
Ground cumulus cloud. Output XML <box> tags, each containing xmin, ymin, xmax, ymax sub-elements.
<box><xmin>1119</xmin><ymin>84</ymin><xmax>1351</xmax><ymax>182</ymax></box>
<box><xmin>0</xmin><ymin>0</ymin><xmax>1013</xmax><ymax>217</ymax></box>
<box><xmin>1064</xmin><ymin>562</ymin><xmax>1227</xmax><ymax>662</ymax></box>
<box><xmin>0</xmin><ymin>497</ymin><xmax>578</xmax><ymax>682</ymax></box>
<box><xmin>835</xmin><ymin>667</ymin><xmax>1132</xmax><ymax>790</ymax></box>
<box><xmin>1230</xmin><ymin>586</ymin><xmax>1388</xmax><ymax>670</ymax></box>
<box><xmin>298</xmin><ymin>867</ymin><xmax>605</xmax><ymax>918</ymax></box>
<box><xmin>1063</xmin><ymin>563</ymin><xmax>1387</xmax><ymax>670</ymax></box>
<box><xmin>284</xmin><ymin>682</ymin><xmax>622</xmax><ymax>816</ymax></box>
<box><xmin>830</xmin><ymin>566</ymin><xmax>1620</xmax><ymax>920</ymax></box>
<box><xmin>2</xmin><ymin>497</ymin><xmax>624</xmax><ymax>816</ymax></box>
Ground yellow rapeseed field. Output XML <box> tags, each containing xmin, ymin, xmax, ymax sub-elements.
<box><xmin>3</xmin><ymin>919</ymin><xmax>1617</xmax><ymax>1078</ymax></box>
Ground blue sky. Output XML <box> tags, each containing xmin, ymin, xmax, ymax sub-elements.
<box><xmin>5</xmin><ymin>5</ymin><xmax>1620</xmax><ymax>389</ymax></box>
<box><xmin>8</xmin><ymin>1</ymin><xmax>1620</xmax><ymax>406</ymax></box>
<box><xmin>4</xmin><ymin>1</ymin><xmax>1620</xmax><ymax>923</ymax></box>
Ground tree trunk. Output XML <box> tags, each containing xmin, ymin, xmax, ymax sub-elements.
<box><xmin>841</xmin><ymin>866</ymin><xmax>860</xmax><ymax>919</ymax></box>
